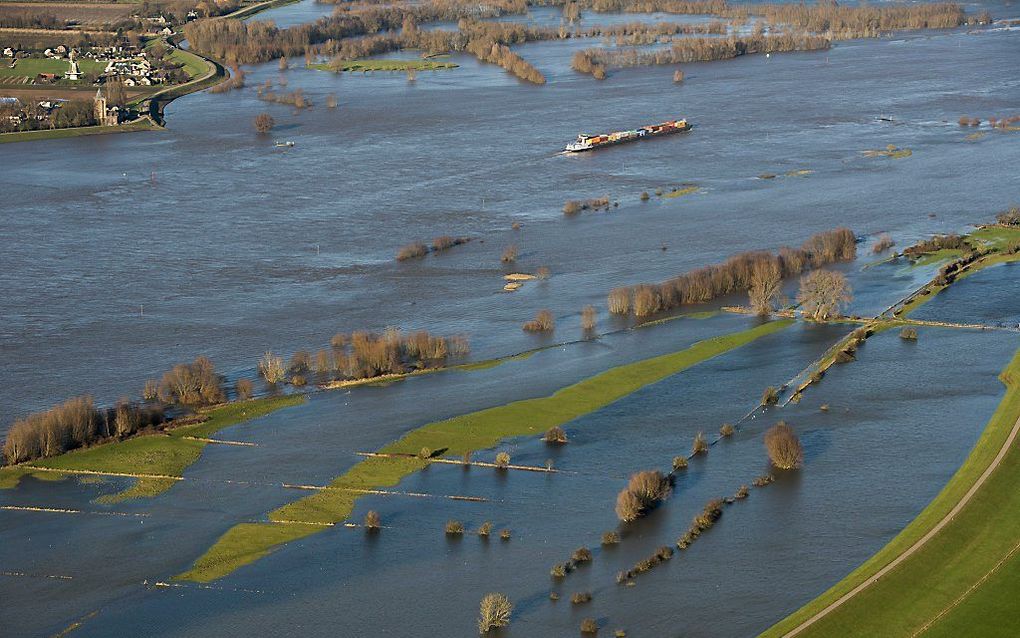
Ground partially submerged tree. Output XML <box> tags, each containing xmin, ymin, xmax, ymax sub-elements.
<box><xmin>748</xmin><ymin>259</ymin><xmax>783</xmax><ymax>316</ymax></box>
<box><xmin>797</xmin><ymin>270</ymin><xmax>852</xmax><ymax>320</ymax></box>
<box><xmin>764</xmin><ymin>421</ymin><xmax>803</xmax><ymax>469</ymax></box>
<box><xmin>615</xmin><ymin>470</ymin><xmax>671</xmax><ymax>522</ymax></box>
<box><xmin>254</xmin><ymin>112</ymin><xmax>275</xmax><ymax>134</ymax></box>
<box><xmin>478</xmin><ymin>593</ymin><xmax>513</xmax><ymax>633</ymax></box>
<box><xmin>258</xmin><ymin>352</ymin><xmax>286</xmax><ymax>384</ymax></box>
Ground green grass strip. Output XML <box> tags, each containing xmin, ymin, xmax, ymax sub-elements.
<box><xmin>177</xmin><ymin>320</ymin><xmax>792</xmax><ymax>582</ymax></box>
<box><xmin>0</xmin><ymin>395</ymin><xmax>306</xmax><ymax>501</ymax></box>
<box><xmin>762</xmin><ymin>347</ymin><xmax>1020</xmax><ymax>637</ymax></box>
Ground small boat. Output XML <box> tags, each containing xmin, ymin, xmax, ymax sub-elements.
<box><xmin>274</xmin><ymin>141</ymin><xmax>295</xmax><ymax>147</ymax></box>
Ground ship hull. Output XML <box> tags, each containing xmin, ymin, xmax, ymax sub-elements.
<box><xmin>565</xmin><ymin>121</ymin><xmax>691</xmax><ymax>153</ymax></box>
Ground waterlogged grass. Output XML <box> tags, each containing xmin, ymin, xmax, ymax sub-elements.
<box><xmin>863</xmin><ymin>146</ymin><xmax>912</xmax><ymax>159</ymax></box>
<box><xmin>0</xmin><ymin>395</ymin><xmax>306</xmax><ymax>500</ymax></box>
<box><xmin>0</xmin><ymin>119</ymin><xmax>162</xmax><ymax>145</ymax></box>
<box><xmin>763</xmin><ymin>348</ymin><xmax>1020</xmax><ymax>638</ymax></box>
<box><xmin>178</xmin><ymin>320</ymin><xmax>793</xmax><ymax>582</ymax></box>
<box><xmin>663</xmin><ymin>185</ymin><xmax>699</xmax><ymax>198</ymax></box>
<box><xmin>308</xmin><ymin>60</ymin><xmax>458</xmax><ymax>73</ymax></box>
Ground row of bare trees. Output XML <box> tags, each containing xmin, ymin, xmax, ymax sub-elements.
<box><xmin>608</xmin><ymin>227</ymin><xmax>856</xmax><ymax>317</ymax></box>
<box><xmin>2</xmin><ymin>396</ymin><xmax>165</xmax><ymax>465</ymax></box>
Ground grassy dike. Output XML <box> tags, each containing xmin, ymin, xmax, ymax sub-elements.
<box><xmin>762</xmin><ymin>348</ymin><xmax>1020</xmax><ymax>638</ymax></box>
<box><xmin>177</xmin><ymin>319</ymin><xmax>793</xmax><ymax>582</ymax></box>
<box><xmin>0</xmin><ymin>395</ymin><xmax>306</xmax><ymax>502</ymax></box>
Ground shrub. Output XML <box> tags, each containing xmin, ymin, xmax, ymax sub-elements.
<box><xmin>571</xmin><ymin>591</ymin><xmax>593</xmax><ymax>605</ymax></box>
<box><xmin>536</xmin><ymin>266</ymin><xmax>551</xmax><ymax>279</ymax></box>
<box><xmin>418</xmin><ymin>446</ymin><xmax>433</xmax><ymax>459</ymax></box>
<box><xmin>330</xmin><ymin>333</ymin><xmax>348</xmax><ymax>349</ymax></box>
<box><xmin>692</xmin><ymin>431</ymin><xmax>708</xmax><ymax>455</ymax></box>
<box><xmin>158</xmin><ymin>357</ymin><xmax>224</xmax><ymax>406</ymax></box>
<box><xmin>581</xmin><ymin>305</ymin><xmax>597</xmax><ymax>332</ymax></box>
<box><xmin>258</xmin><ymin>352</ymin><xmax>286</xmax><ymax>384</ymax></box>
<box><xmin>761</xmin><ymin>386</ymin><xmax>779</xmax><ymax>405</ymax></box>
<box><xmin>431</xmin><ymin>235</ymin><xmax>470</xmax><ymax>252</ymax></box>
<box><xmin>834</xmin><ymin>349</ymin><xmax>856</xmax><ymax>364</ymax></box>
<box><xmin>364</xmin><ymin>510</ymin><xmax>380</xmax><ymax>530</ymax></box>
<box><xmin>495</xmin><ymin>451</ymin><xmax>511</xmax><ymax>468</ymax></box>
<box><xmin>500</xmin><ymin>528</ymin><xmax>511</xmax><ymax>540</ymax></box>
<box><xmin>572</xmin><ymin>547</ymin><xmax>593</xmax><ymax>563</ymax></box>
<box><xmin>235</xmin><ymin>378</ymin><xmax>254</xmax><ymax>401</ymax></box>
<box><xmin>551</xmin><ymin>563</ymin><xmax>568</xmax><ymax>578</ymax></box>
<box><xmin>543</xmin><ymin>425</ymin><xmax>568</xmax><ymax>444</ymax></box>
<box><xmin>615</xmin><ymin>470</ymin><xmax>671</xmax><ymax>522</ymax></box>
<box><xmin>563</xmin><ymin>200</ymin><xmax>582</xmax><ymax>216</ymax></box>
<box><xmin>445</xmin><ymin>520</ymin><xmax>464</xmax><ymax>535</ymax></box>
<box><xmin>290</xmin><ymin>374</ymin><xmax>307</xmax><ymax>387</ymax></box>
<box><xmin>396</xmin><ymin>241</ymin><xmax>428</xmax><ymax>261</ymax></box>
<box><xmin>289</xmin><ymin>351</ymin><xmax>311</xmax><ymax>372</ymax></box>
<box><xmin>478</xmin><ymin>521</ymin><xmax>492</xmax><ymax>537</ymax></box>
<box><xmin>640</xmin><ymin>191</ymin><xmax>650</xmax><ymax>201</ymax></box>
<box><xmin>900</xmin><ymin>327</ymin><xmax>918</xmax><ymax>340</ymax></box>
<box><xmin>753</xmin><ymin>473</ymin><xmax>775</xmax><ymax>487</ymax></box>
<box><xmin>523</xmin><ymin>309</ymin><xmax>555</xmax><ymax>332</ymax></box>
<box><xmin>601</xmin><ymin>530</ymin><xmax>620</xmax><ymax>545</ymax></box>
<box><xmin>143</xmin><ymin>379</ymin><xmax>159</xmax><ymax>401</ymax></box>
<box><xmin>549</xmin><ymin>592</ymin><xmax>560</xmax><ymax>601</ymax></box>
<box><xmin>581</xmin><ymin>618</ymin><xmax>599</xmax><ymax>634</ymax></box>
<box><xmin>720</xmin><ymin>423</ymin><xmax>735</xmax><ymax>437</ymax></box>
<box><xmin>254</xmin><ymin>112</ymin><xmax>275</xmax><ymax>133</ymax></box>
<box><xmin>501</xmin><ymin>245</ymin><xmax>518</xmax><ymax>263</ymax></box>
<box><xmin>765</xmin><ymin>421</ymin><xmax>803</xmax><ymax>469</ymax></box>
<box><xmin>478</xmin><ymin>593</ymin><xmax>513</xmax><ymax>633</ymax></box>
<box><xmin>735</xmin><ymin>485</ymin><xmax>750</xmax><ymax>499</ymax></box>
<box><xmin>608</xmin><ymin>287</ymin><xmax>631</xmax><ymax>314</ymax></box>
<box><xmin>672</xmin><ymin>455</ymin><xmax>688</xmax><ymax>471</ymax></box>
<box><xmin>872</xmin><ymin>233</ymin><xmax>895</xmax><ymax>254</ymax></box>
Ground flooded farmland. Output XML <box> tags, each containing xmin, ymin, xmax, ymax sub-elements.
<box><xmin>2</xmin><ymin>0</ymin><xmax>1020</xmax><ymax>635</ymax></box>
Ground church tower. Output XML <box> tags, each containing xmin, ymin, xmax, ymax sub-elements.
<box><xmin>93</xmin><ymin>88</ymin><xmax>109</xmax><ymax>126</ymax></box>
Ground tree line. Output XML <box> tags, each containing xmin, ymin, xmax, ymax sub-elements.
<box><xmin>607</xmin><ymin>227</ymin><xmax>856</xmax><ymax>316</ymax></box>
<box><xmin>3</xmin><ymin>396</ymin><xmax>166</xmax><ymax>465</ymax></box>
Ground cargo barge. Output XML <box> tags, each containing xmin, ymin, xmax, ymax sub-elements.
<box><xmin>564</xmin><ymin>119</ymin><xmax>691</xmax><ymax>153</ymax></box>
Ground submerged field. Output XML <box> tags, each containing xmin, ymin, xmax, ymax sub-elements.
<box><xmin>2</xmin><ymin>0</ymin><xmax>1020</xmax><ymax>635</ymax></box>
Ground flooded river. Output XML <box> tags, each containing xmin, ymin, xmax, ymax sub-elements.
<box><xmin>2</xmin><ymin>0</ymin><xmax>1019</xmax><ymax>635</ymax></box>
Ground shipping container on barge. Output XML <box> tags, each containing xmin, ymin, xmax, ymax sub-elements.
<box><xmin>564</xmin><ymin>119</ymin><xmax>691</xmax><ymax>153</ymax></box>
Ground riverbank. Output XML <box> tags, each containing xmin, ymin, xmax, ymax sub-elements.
<box><xmin>177</xmin><ymin>319</ymin><xmax>792</xmax><ymax>582</ymax></box>
<box><xmin>0</xmin><ymin>117</ymin><xmax>163</xmax><ymax>145</ymax></box>
<box><xmin>0</xmin><ymin>395</ymin><xmax>306</xmax><ymax>501</ymax></box>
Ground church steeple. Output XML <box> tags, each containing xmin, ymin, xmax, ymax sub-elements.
<box><xmin>93</xmin><ymin>88</ymin><xmax>108</xmax><ymax>125</ymax></box>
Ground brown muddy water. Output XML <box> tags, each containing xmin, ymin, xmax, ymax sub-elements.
<box><xmin>2</xmin><ymin>1</ymin><xmax>1020</xmax><ymax>635</ymax></box>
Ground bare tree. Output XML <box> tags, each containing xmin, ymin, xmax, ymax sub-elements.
<box><xmin>581</xmin><ymin>305</ymin><xmax>597</xmax><ymax>332</ymax></box>
<box><xmin>478</xmin><ymin>593</ymin><xmax>513</xmax><ymax>633</ymax></box>
<box><xmin>748</xmin><ymin>259</ymin><xmax>782</xmax><ymax>316</ymax></box>
<box><xmin>797</xmin><ymin>269</ymin><xmax>852</xmax><ymax>320</ymax></box>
